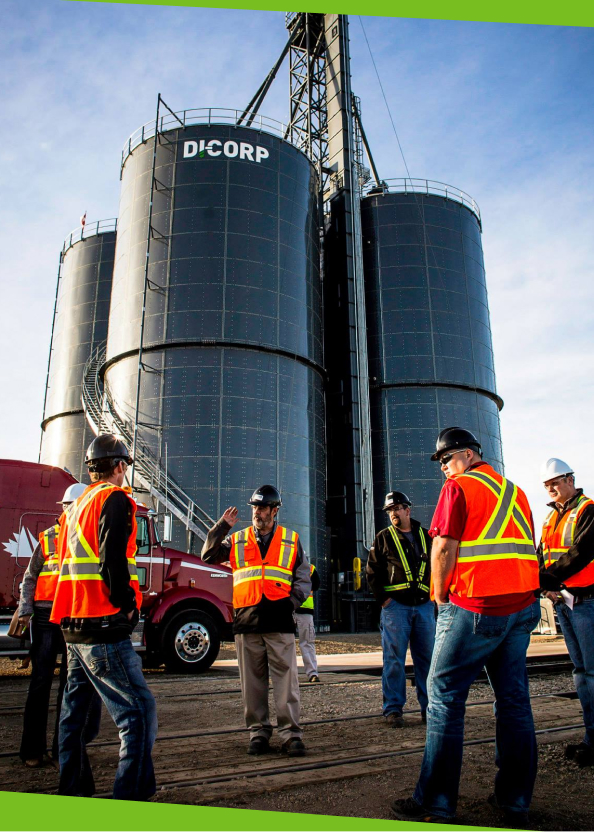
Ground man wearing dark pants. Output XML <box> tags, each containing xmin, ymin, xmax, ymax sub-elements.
<box><xmin>392</xmin><ymin>427</ymin><xmax>540</xmax><ymax>826</ymax></box>
<box><xmin>538</xmin><ymin>457</ymin><xmax>594</xmax><ymax>767</ymax></box>
<box><xmin>367</xmin><ymin>491</ymin><xmax>434</xmax><ymax>726</ymax></box>
<box><xmin>51</xmin><ymin>434</ymin><xmax>157</xmax><ymax>800</ymax></box>
<box><xmin>17</xmin><ymin>483</ymin><xmax>101</xmax><ymax>768</ymax></box>
<box><xmin>202</xmin><ymin>485</ymin><xmax>311</xmax><ymax>757</ymax></box>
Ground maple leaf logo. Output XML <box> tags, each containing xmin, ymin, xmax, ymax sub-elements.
<box><xmin>2</xmin><ymin>528</ymin><xmax>37</xmax><ymax>560</ymax></box>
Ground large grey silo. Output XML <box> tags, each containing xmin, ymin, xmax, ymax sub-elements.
<box><xmin>361</xmin><ymin>186</ymin><xmax>503</xmax><ymax>530</ymax></box>
<box><xmin>105</xmin><ymin>117</ymin><xmax>327</xmax><ymax>621</ymax></box>
<box><xmin>40</xmin><ymin>222</ymin><xmax>116</xmax><ymax>482</ymax></box>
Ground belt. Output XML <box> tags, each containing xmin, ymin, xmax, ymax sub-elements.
<box><xmin>61</xmin><ymin>614</ymin><xmax>125</xmax><ymax>630</ymax></box>
<box><xmin>573</xmin><ymin>592</ymin><xmax>594</xmax><ymax>604</ymax></box>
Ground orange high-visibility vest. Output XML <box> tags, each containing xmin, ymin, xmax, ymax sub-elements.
<box><xmin>34</xmin><ymin>524</ymin><xmax>61</xmax><ymax>602</ymax></box>
<box><xmin>541</xmin><ymin>494</ymin><xmax>594</xmax><ymax>588</ymax></box>
<box><xmin>449</xmin><ymin>464</ymin><xmax>539</xmax><ymax>598</ymax></box>
<box><xmin>50</xmin><ymin>481</ymin><xmax>140</xmax><ymax>623</ymax></box>
<box><xmin>229</xmin><ymin>525</ymin><xmax>298</xmax><ymax>609</ymax></box>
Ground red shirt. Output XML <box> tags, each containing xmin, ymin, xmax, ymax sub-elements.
<box><xmin>429</xmin><ymin>462</ymin><xmax>536</xmax><ymax>616</ymax></box>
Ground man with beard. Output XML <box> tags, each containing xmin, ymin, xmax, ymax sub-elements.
<box><xmin>201</xmin><ymin>485</ymin><xmax>311</xmax><ymax>756</ymax></box>
<box><xmin>366</xmin><ymin>491</ymin><xmax>435</xmax><ymax>727</ymax></box>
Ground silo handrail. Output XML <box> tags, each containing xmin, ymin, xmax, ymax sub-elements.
<box><xmin>81</xmin><ymin>344</ymin><xmax>216</xmax><ymax>541</ymax></box>
<box><xmin>120</xmin><ymin>107</ymin><xmax>296</xmax><ymax>172</ymax></box>
<box><xmin>62</xmin><ymin>218</ymin><xmax>118</xmax><ymax>256</ymax></box>
<box><xmin>362</xmin><ymin>178</ymin><xmax>481</xmax><ymax>224</ymax></box>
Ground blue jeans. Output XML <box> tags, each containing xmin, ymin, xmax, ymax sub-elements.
<box><xmin>59</xmin><ymin>639</ymin><xmax>158</xmax><ymax>801</ymax></box>
<box><xmin>413</xmin><ymin>600</ymin><xmax>540</xmax><ymax>819</ymax></box>
<box><xmin>557</xmin><ymin>598</ymin><xmax>594</xmax><ymax>747</ymax></box>
<box><xmin>380</xmin><ymin>599</ymin><xmax>436</xmax><ymax>715</ymax></box>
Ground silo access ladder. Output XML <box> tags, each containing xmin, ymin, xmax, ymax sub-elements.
<box><xmin>81</xmin><ymin>344</ymin><xmax>215</xmax><ymax>542</ymax></box>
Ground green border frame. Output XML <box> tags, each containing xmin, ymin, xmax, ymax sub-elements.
<box><xmin>63</xmin><ymin>0</ymin><xmax>594</xmax><ymax>28</ymax></box>
<box><xmin>2</xmin><ymin>791</ymin><xmax>496</xmax><ymax>830</ymax></box>
<box><xmin>5</xmin><ymin>1</ymin><xmax>593</xmax><ymax>828</ymax></box>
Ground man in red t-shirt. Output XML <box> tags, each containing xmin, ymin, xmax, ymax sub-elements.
<box><xmin>392</xmin><ymin>427</ymin><xmax>540</xmax><ymax>826</ymax></box>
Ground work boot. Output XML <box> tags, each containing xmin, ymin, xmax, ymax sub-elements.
<box><xmin>308</xmin><ymin>674</ymin><xmax>321</xmax><ymax>684</ymax></box>
<box><xmin>281</xmin><ymin>737</ymin><xmax>306</xmax><ymax>757</ymax></box>
<box><xmin>574</xmin><ymin>744</ymin><xmax>594</xmax><ymax>767</ymax></box>
<box><xmin>565</xmin><ymin>741</ymin><xmax>589</xmax><ymax>760</ymax></box>
<box><xmin>384</xmin><ymin>712</ymin><xmax>404</xmax><ymax>728</ymax></box>
<box><xmin>487</xmin><ymin>793</ymin><xmax>529</xmax><ymax>827</ymax></box>
<box><xmin>391</xmin><ymin>797</ymin><xmax>449</xmax><ymax>823</ymax></box>
<box><xmin>247</xmin><ymin>736</ymin><xmax>270</xmax><ymax>756</ymax></box>
<box><xmin>23</xmin><ymin>758</ymin><xmax>44</xmax><ymax>769</ymax></box>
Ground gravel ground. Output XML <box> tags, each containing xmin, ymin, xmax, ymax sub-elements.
<box><xmin>1</xmin><ymin>649</ymin><xmax>590</xmax><ymax>830</ymax></box>
<box><xmin>204</xmin><ymin>737</ymin><xmax>594</xmax><ymax>831</ymax></box>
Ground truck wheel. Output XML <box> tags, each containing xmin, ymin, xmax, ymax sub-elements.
<box><xmin>162</xmin><ymin>610</ymin><xmax>220</xmax><ymax>674</ymax></box>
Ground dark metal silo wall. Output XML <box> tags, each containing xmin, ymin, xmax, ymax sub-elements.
<box><xmin>40</xmin><ymin>229</ymin><xmax>116</xmax><ymax>483</ymax></box>
<box><xmin>105</xmin><ymin>124</ymin><xmax>327</xmax><ymax>623</ymax></box>
<box><xmin>361</xmin><ymin>192</ymin><xmax>503</xmax><ymax>530</ymax></box>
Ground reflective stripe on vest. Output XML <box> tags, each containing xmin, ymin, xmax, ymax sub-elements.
<box><xmin>457</xmin><ymin>470</ymin><xmax>536</xmax><ymax>562</ymax></box>
<box><xmin>541</xmin><ymin>494</ymin><xmax>594</xmax><ymax>587</ymax></box>
<box><xmin>383</xmin><ymin>526</ymin><xmax>429</xmax><ymax>593</ymax></box>
<box><xmin>448</xmin><ymin>463</ymin><xmax>538</xmax><ymax>598</ymax></box>
<box><xmin>50</xmin><ymin>481</ymin><xmax>140</xmax><ymax>622</ymax></box>
<box><xmin>35</xmin><ymin>524</ymin><xmax>61</xmax><ymax>602</ymax></box>
<box><xmin>229</xmin><ymin>525</ymin><xmax>298</xmax><ymax>609</ymax></box>
<box><xmin>234</xmin><ymin>528</ymin><xmax>249</xmax><ymax>568</ymax></box>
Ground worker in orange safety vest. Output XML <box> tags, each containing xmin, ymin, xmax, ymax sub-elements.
<box><xmin>51</xmin><ymin>434</ymin><xmax>157</xmax><ymax>800</ymax></box>
<box><xmin>392</xmin><ymin>427</ymin><xmax>540</xmax><ymax>827</ymax></box>
<box><xmin>538</xmin><ymin>458</ymin><xmax>594</xmax><ymax>767</ymax></box>
<box><xmin>202</xmin><ymin>484</ymin><xmax>312</xmax><ymax>757</ymax></box>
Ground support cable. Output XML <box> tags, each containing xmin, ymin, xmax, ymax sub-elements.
<box><xmin>357</xmin><ymin>17</ymin><xmax>414</xmax><ymax>184</ymax></box>
<box><xmin>357</xmin><ymin>16</ymin><xmax>502</xmax><ymax>457</ymax></box>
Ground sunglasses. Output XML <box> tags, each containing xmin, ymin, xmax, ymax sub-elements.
<box><xmin>439</xmin><ymin>449</ymin><xmax>468</xmax><ymax>466</ymax></box>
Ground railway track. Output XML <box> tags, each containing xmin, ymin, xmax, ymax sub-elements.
<box><xmin>0</xmin><ymin>674</ymin><xmax>584</xmax><ymax>809</ymax></box>
<box><xmin>133</xmin><ymin>721</ymin><xmax>585</xmax><ymax>799</ymax></box>
<box><xmin>5</xmin><ymin>710</ymin><xmax>583</xmax><ymax>799</ymax></box>
<box><xmin>0</xmin><ymin>689</ymin><xmax>578</xmax><ymax>759</ymax></box>
<box><xmin>0</xmin><ymin>653</ymin><xmax>573</xmax><ymax>713</ymax></box>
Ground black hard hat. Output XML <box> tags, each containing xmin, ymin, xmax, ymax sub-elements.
<box><xmin>431</xmin><ymin>427</ymin><xmax>482</xmax><ymax>462</ymax></box>
<box><xmin>248</xmin><ymin>485</ymin><xmax>282</xmax><ymax>508</ymax></box>
<box><xmin>85</xmin><ymin>434</ymin><xmax>133</xmax><ymax>468</ymax></box>
<box><xmin>383</xmin><ymin>491</ymin><xmax>412</xmax><ymax>511</ymax></box>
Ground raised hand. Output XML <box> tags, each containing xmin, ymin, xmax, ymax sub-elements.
<box><xmin>222</xmin><ymin>506</ymin><xmax>239</xmax><ymax>527</ymax></box>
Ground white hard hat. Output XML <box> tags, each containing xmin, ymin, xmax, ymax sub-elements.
<box><xmin>541</xmin><ymin>458</ymin><xmax>574</xmax><ymax>483</ymax></box>
<box><xmin>59</xmin><ymin>482</ymin><xmax>87</xmax><ymax>505</ymax></box>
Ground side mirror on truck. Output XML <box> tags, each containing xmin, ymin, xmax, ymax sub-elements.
<box><xmin>162</xmin><ymin>514</ymin><xmax>173</xmax><ymax>543</ymax></box>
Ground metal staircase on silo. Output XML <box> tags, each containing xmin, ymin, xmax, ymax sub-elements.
<box><xmin>81</xmin><ymin>344</ymin><xmax>215</xmax><ymax>542</ymax></box>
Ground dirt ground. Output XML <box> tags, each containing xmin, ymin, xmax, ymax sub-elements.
<box><xmin>1</xmin><ymin>635</ymin><xmax>592</xmax><ymax>830</ymax></box>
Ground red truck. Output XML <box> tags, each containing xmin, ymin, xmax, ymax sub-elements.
<box><xmin>0</xmin><ymin>459</ymin><xmax>233</xmax><ymax>673</ymax></box>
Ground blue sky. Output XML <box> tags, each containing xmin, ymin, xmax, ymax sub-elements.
<box><xmin>1</xmin><ymin>1</ymin><xmax>593</xmax><ymax>524</ymax></box>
